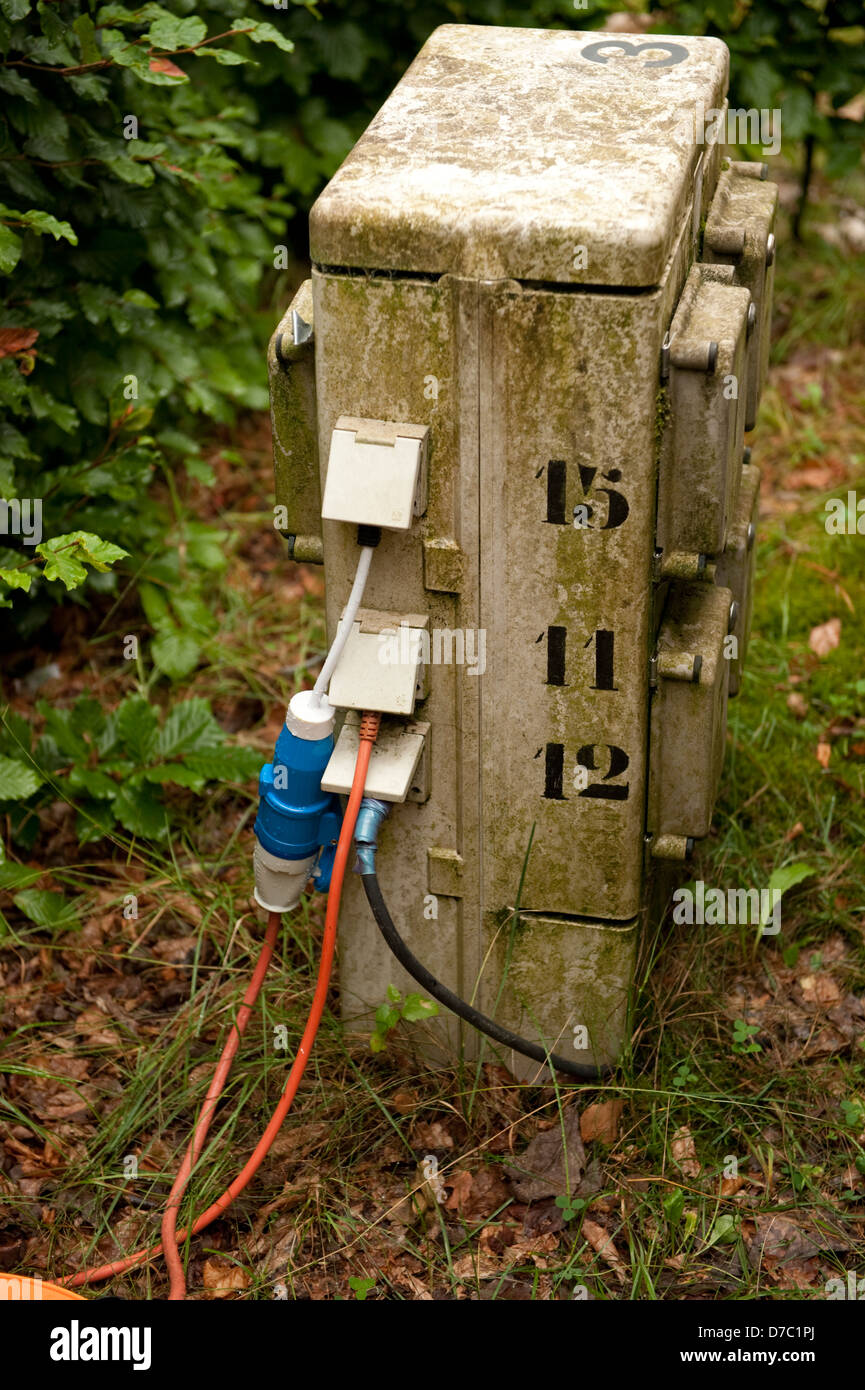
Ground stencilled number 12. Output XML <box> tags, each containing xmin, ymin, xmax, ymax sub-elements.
<box><xmin>542</xmin><ymin>743</ymin><xmax>630</xmax><ymax>801</ymax></box>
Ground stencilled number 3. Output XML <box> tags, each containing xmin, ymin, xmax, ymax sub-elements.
<box><xmin>575</xmin><ymin>743</ymin><xmax>630</xmax><ymax>801</ymax></box>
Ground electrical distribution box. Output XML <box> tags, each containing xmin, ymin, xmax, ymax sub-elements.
<box><xmin>268</xmin><ymin>25</ymin><xmax>776</xmax><ymax>1077</ymax></box>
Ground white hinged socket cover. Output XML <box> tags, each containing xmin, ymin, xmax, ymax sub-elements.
<box><xmin>327</xmin><ymin>612</ymin><xmax>427</xmax><ymax>715</ymax></box>
<box><xmin>322</xmin><ymin>717</ymin><xmax>428</xmax><ymax>802</ymax></box>
<box><xmin>321</xmin><ymin>416</ymin><xmax>428</xmax><ymax>531</ymax></box>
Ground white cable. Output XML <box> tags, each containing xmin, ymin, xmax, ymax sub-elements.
<box><xmin>311</xmin><ymin>545</ymin><xmax>374</xmax><ymax>704</ymax></box>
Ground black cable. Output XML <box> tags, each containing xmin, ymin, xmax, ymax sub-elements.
<box><xmin>361</xmin><ymin>870</ymin><xmax>612</xmax><ymax>1082</ymax></box>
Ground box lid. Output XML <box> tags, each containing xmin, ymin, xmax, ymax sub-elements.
<box><xmin>310</xmin><ymin>25</ymin><xmax>729</xmax><ymax>288</ymax></box>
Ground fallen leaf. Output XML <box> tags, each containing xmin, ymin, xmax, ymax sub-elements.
<box><xmin>73</xmin><ymin>1005</ymin><xmax>118</xmax><ymax>1046</ymax></box>
<box><xmin>786</xmin><ymin>692</ymin><xmax>808</xmax><ymax>720</ymax></box>
<box><xmin>412</xmin><ymin>1119</ymin><xmax>454</xmax><ymax>1151</ymax></box>
<box><xmin>388</xmin><ymin>1090</ymin><xmax>419</xmax><ymax>1115</ymax></box>
<box><xmin>747</xmin><ymin>1215</ymin><xmax>844</xmax><ymax>1271</ymax></box>
<box><xmin>580</xmin><ymin>1099</ymin><xmax>623</xmax><ymax>1145</ymax></box>
<box><xmin>719</xmin><ymin>1175</ymin><xmax>746</xmax><ymax>1197</ymax></box>
<box><xmin>799</xmin><ymin>973</ymin><xmax>842</xmax><ymax>1007</ymax></box>
<box><xmin>444</xmin><ymin>1165</ymin><xmax>510</xmax><ymax>1222</ymax></box>
<box><xmin>507</xmin><ymin>1107</ymin><xmax>585</xmax><ymax>1201</ymax></box>
<box><xmin>581</xmin><ymin>1218</ymin><xmax>627</xmax><ymax>1283</ymax></box>
<box><xmin>808</xmin><ymin>617</ymin><xmax>841</xmax><ymax>658</ymax></box>
<box><xmin>816</xmin><ymin>741</ymin><xmax>832</xmax><ymax>768</ymax></box>
<box><xmin>202</xmin><ymin>1257</ymin><xmax>250</xmax><ymax>1297</ymax></box>
<box><xmin>671</xmin><ymin>1125</ymin><xmax>701</xmax><ymax>1178</ymax></box>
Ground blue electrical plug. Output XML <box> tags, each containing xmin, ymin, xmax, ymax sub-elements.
<box><xmin>253</xmin><ymin>691</ymin><xmax>343</xmax><ymax>913</ymax></box>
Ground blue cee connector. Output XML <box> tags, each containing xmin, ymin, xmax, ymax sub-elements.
<box><xmin>253</xmin><ymin>693</ymin><xmax>343</xmax><ymax>911</ymax></box>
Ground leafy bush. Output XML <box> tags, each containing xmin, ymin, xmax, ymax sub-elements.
<box><xmin>0</xmin><ymin>0</ymin><xmax>317</xmax><ymax>650</ymax></box>
<box><xmin>0</xmin><ymin>690</ymin><xmax>259</xmax><ymax>847</ymax></box>
<box><xmin>653</xmin><ymin>2</ymin><xmax>865</xmax><ymax>186</ymax></box>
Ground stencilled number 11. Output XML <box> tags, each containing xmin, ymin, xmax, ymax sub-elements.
<box><xmin>543</xmin><ymin>626</ymin><xmax>617</xmax><ymax>690</ymax></box>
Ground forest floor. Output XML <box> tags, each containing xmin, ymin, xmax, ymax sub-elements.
<box><xmin>1</xmin><ymin>164</ymin><xmax>865</xmax><ymax>1301</ymax></box>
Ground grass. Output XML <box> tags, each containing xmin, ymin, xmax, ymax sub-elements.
<box><xmin>1</xmin><ymin>166</ymin><xmax>865</xmax><ymax>1301</ymax></box>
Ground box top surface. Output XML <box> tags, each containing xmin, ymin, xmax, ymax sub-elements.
<box><xmin>310</xmin><ymin>25</ymin><xmax>729</xmax><ymax>288</ymax></box>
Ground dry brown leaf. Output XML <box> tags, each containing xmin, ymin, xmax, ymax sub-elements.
<box><xmin>507</xmin><ymin>1106</ymin><xmax>585</xmax><ymax>1201</ymax></box>
<box><xmin>412</xmin><ymin>1119</ymin><xmax>454</xmax><ymax>1150</ymax></box>
<box><xmin>267</xmin><ymin>1122</ymin><xmax>329</xmax><ymax>1161</ymax></box>
<box><xmin>388</xmin><ymin>1090</ymin><xmax>419</xmax><ymax>1115</ymax></box>
<box><xmin>747</xmin><ymin>1215</ymin><xmax>823</xmax><ymax>1270</ymax></box>
<box><xmin>719</xmin><ymin>1175</ymin><xmax>746</xmax><ymax>1197</ymax></box>
<box><xmin>581</xmin><ymin>1218</ymin><xmax>627</xmax><ymax>1283</ymax></box>
<box><xmin>816</xmin><ymin>741</ymin><xmax>832</xmax><ymax>768</ymax></box>
<box><xmin>201</xmin><ymin>1257</ymin><xmax>250</xmax><ymax>1297</ymax></box>
<box><xmin>799</xmin><ymin>973</ymin><xmax>842</xmax><ymax>1007</ymax></box>
<box><xmin>786</xmin><ymin>692</ymin><xmax>809</xmax><ymax>719</ymax></box>
<box><xmin>452</xmin><ymin>1248</ymin><xmax>502</xmax><ymax>1281</ymax></box>
<box><xmin>671</xmin><ymin>1125</ymin><xmax>701</xmax><ymax>1178</ymax></box>
<box><xmin>580</xmin><ymin>1099</ymin><xmax>623</xmax><ymax>1145</ymax></box>
<box><xmin>808</xmin><ymin>617</ymin><xmax>841</xmax><ymax>658</ymax></box>
<box><xmin>443</xmin><ymin>1165</ymin><xmax>510</xmax><ymax>1222</ymax></box>
<box><xmin>73</xmin><ymin>1005</ymin><xmax>118</xmax><ymax>1046</ymax></box>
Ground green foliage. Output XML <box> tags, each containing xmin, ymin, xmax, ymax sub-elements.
<box><xmin>370</xmin><ymin>983</ymin><xmax>438</xmax><ymax>1053</ymax></box>
<box><xmin>0</xmin><ymin>0</ymin><xmax>321</xmax><ymax>640</ymax></box>
<box><xmin>0</xmin><ymin>691</ymin><xmax>260</xmax><ymax>846</ymax></box>
<box><xmin>730</xmin><ymin>1018</ymin><xmax>762</xmax><ymax>1056</ymax></box>
<box><xmin>554</xmin><ymin>1192</ymin><xmax>586</xmax><ymax>1221</ymax></box>
<box><xmin>653</xmin><ymin>1</ymin><xmax>865</xmax><ymax>177</ymax></box>
<box><xmin>347</xmin><ymin>1275</ymin><xmax>375</xmax><ymax>1300</ymax></box>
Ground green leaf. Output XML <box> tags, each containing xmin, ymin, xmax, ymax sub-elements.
<box><xmin>13</xmin><ymin>888</ymin><xmax>79</xmax><ymax>931</ymax></box>
<box><xmin>36</xmin><ymin>532</ymin><xmax>128</xmax><ymax>590</ymax></box>
<box><xmin>828</xmin><ymin>27</ymin><xmax>865</xmax><ymax>46</ymax></box>
<box><xmin>663</xmin><ymin>1189</ymin><xmax>685</xmax><ymax>1227</ymax></box>
<box><xmin>762</xmin><ymin>863</ymin><xmax>817</xmax><ymax>924</ymax></box>
<box><xmin>116</xmin><ymin>695</ymin><xmax>159</xmax><ymax>763</ymax></box>
<box><xmin>113</xmin><ymin>785</ymin><xmax>168</xmax><ymax>839</ymax></box>
<box><xmin>152</xmin><ymin>630</ymin><xmax>200</xmax><ymax>680</ymax></box>
<box><xmin>142</xmin><ymin>763</ymin><xmax>204</xmax><ymax>790</ymax></box>
<box><xmin>193</xmin><ymin>48</ymin><xmax>250</xmax><ymax>66</ymax></box>
<box><xmin>17</xmin><ymin>209</ymin><xmax>77</xmax><ymax>243</ymax></box>
<box><xmin>73</xmin><ymin>12</ymin><xmax>102</xmax><ymax>65</ymax></box>
<box><xmin>67</xmin><ymin>766</ymin><xmax>119</xmax><ymax>800</ymax></box>
<box><xmin>75</xmin><ymin>799</ymin><xmax>117</xmax><ymax>845</ymax></box>
<box><xmin>705</xmin><ymin>1215</ymin><xmax>739</xmax><ymax>1249</ymax></box>
<box><xmin>0</xmin><ymin>567</ymin><xmax>32</xmax><ymax>593</ymax></box>
<box><xmin>145</xmin><ymin>15</ymin><xmax>206</xmax><ymax>49</ymax></box>
<box><xmin>105</xmin><ymin>157</ymin><xmax>156</xmax><ymax>186</ymax></box>
<box><xmin>156</xmin><ymin>698</ymin><xmax>222</xmax><ymax>759</ymax></box>
<box><xmin>0</xmin><ymin>862</ymin><xmax>41</xmax><ymax>890</ymax></box>
<box><xmin>236</xmin><ymin>20</ymin><xmax>294</xmax><ymax>54</ymax></box>
<box><xmin>37</xmin><ymin>704</ymin><xmax>88</xmax><ymax>760</ymax></box>
<box><xmin>184</xmin><ymin>746</ymin><xmax>259</xmax><ymax>781</ymax></box>
<box><xmin>0</xmin><ymin>756</ymin><xmax>43</xmax><ymax>799</ymax></box>
<box><xmin>0</xmin><ymin>0</ymin><xmax>31</xmax><ymax>22</ymax></box>
<box><xmin>401</xmin><ymin>994</ymin><xmax>438</xmax><ymax>1022</ymax></box>
<box><xmin>0</xmin><ymin>226</ymin><xmax>23</xmax><ymax>275</ymax></box>
<box><xmin>70</xmin><ymin>696</ymin><xmax>106</xmax><ymax>740</ymax></box>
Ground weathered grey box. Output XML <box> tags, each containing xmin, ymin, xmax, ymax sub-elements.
<box><xmin>270</xmin><ymin>25</ymin><xmax>772</xmax><ymax>1075</ymax></box>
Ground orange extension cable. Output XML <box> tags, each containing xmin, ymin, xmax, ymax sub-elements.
<box><xmin>60</xmin><ymin>711</ymin><xmax>380</xmax><ymax>1297</ymax></box>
